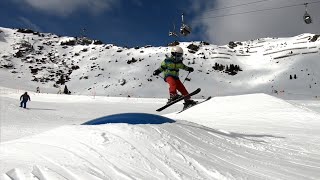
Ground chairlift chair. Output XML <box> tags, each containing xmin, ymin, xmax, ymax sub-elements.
<box><xmin>180</xmin><ymin>24</ymin><xmax>191</xmax><ymax>36</ymax></box>
<box><xmin>303</xmin><ymin>3</ymin><xmax>312</xmax><ymax>24</ymax></box>
<box><xmin>304</xmin><ymin>12</ymin><xmax>312</xmax><ymax>24</ymax></box>
<box><xmin>168</xmin><ymin>13</ymin><xmax>192</xmax><ymax>37</ymax></box>
<box><xmin>169</xmin><ymin>23</ymin><xmax>178</xmax><ymax>37</ymax></box>
<box><xmin>169</xmin><ymin>31</ymin><xmax>178</xmax><ymax>37</ymax></box>
<box><xmin>180</xmin><ymin>13</ymin><xmax>192</xmax><ymax>36</ymax></box>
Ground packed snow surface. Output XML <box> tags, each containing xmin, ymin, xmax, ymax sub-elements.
<box><xmin>1</xmin><ymin>88</ymin><xmax>320</xmax><ymax>180</ymax></box>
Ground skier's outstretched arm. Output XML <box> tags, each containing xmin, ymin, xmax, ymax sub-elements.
<box><xmin>153</xmin><ymin>61</ymin><xmax>167</xmax><ymax>76</ymax></box>
<box><xmin>182</xmin><ymin>64</ymin><xmax>194</xmax><ymax>72</ymax></box>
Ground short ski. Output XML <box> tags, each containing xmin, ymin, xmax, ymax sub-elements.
<box><xmin>177</xmin><ymin>96</ymin><xmax>212</xmax><ymax>113</ymax></box>
<box><xmin>156</xmin><ymin>88</ymin><xmax>201</xmax><ymax>112</ymax></box>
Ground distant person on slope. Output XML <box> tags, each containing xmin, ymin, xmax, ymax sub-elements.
<box><xmin>153</xmin><ymin>46</ymin><xmax>196</xmax><ymax>109</ymax></box>
<box><xmin>20</xmin><ymin>92</ymin><xmax>31</xmax><ymax>108</ymax></box>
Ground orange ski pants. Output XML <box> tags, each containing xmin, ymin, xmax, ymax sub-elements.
<box><xmin>166</xmin><ymin>76</ymin><xmax>190</xmax><ymax>99</ymax></box>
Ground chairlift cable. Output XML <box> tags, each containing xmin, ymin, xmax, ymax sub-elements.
<box><xmin>203</xmin><ymin>0</ymin><xmax>273</xmax><ymax>13</ymax></box>
<box><xmin>201</xmin><ymin>1</ymin><xmax>320</xmax><ymax>20</ymax></box>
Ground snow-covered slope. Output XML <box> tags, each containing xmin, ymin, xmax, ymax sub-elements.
<box><xmin>1</xmin><ymin>90</ymin><xmax>320</xmax><ymax>179</ymax></box>
<box><xmin>1</xmin><ymin>27</ymin><xmax>320</xmax><ymax>180</ymax></box>
<box><xmin>1</xmin><ymin>27</ymin><xmax>320</xmax><ymax>99</ymax></box>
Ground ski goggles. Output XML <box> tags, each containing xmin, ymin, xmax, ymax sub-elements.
<box><xmin>172</xmin><ymin>52</ymin><xmax>183</xmax><ymax>57</ymax></box>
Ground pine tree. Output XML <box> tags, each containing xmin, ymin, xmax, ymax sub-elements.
<box><xmin>230</xmin><ymin>64</ymin><xmax>234</xmax><ymax>71</ymax></box>
<box><xmin>64</xmin><ymin>85</ymin><xmax>69</xmax><ymax>94</ymax></box>
<box><xmin>213</xmin><ymin>63</ymin><xmax>218</xmax><ymax>70</ymax></box>
<box><xmin>220</xmin><ymin>64</ymin><xmax>224</xmax><ymax>71</ymax></box>
<box><xmin>226</xmin><ymin>65</ymin><xmax>229</xmax><ymax>72</ymax></box>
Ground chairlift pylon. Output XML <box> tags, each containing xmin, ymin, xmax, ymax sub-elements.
<box><xmin>303</xmin><ymin>3</ymin><xmax>312</xmax><ymax>24</ymax></box>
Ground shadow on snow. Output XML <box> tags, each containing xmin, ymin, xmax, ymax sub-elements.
<box><xmin>82</xmin><ymin>113</ymin><xmax>176</xmax><ymax>125</ymax></box>
<box><xmin>27</xmin><ymin>107</ymin><xmax>57</xmax><ymax>111</ymax></box>
<box><xmin>176</xmin><ymin>121</ymin><xmax>286</xmax><ymax>143</ymax></box>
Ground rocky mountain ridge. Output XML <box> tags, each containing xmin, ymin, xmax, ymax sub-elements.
<box><xmin>1</xmin><ymin>27</ymin><xmax>320</xmax><ymax>99</ymax></box>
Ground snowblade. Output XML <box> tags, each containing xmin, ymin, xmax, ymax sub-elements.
<box><xmin>156</xmin><ymin>88</ymin><xmax>201</xmax><ymax>112</ymax></box>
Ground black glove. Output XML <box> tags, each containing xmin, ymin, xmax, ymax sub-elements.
<box><xmin>187</xmin><ymin>67</ymin><xmax>194</xmax><ymax>72</ymax></box>
<box><xmin>153</xmin><ymin>69</ymin><xmax>161</xmax><ymax>76</ymax></box>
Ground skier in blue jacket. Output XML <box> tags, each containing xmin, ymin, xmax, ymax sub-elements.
<box><xmin>20</xmin><ymin>92</ymin><xmax>31</xmax><ymax>108</ymax></box>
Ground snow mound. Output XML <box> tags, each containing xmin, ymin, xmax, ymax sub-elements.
<box><xmin>168</xmin><ymin>93</ymin><xmax>320</xmax><ymax>134</ymax></box>
<box><xmin>1</xmin><ymin>93</ymin><xmax>320</xmax><ymax>179</ymax></box>
<box><xmin>82</xmin><ymin>113</ymin><xmax>175</xmax><ymax>125</ymax></box>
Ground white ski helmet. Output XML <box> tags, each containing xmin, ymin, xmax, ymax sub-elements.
<box><xmin>171</xmin><ymin>46</ymin><xmax>183</xmax><ymax>55</ymax></box>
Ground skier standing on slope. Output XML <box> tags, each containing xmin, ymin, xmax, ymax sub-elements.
<box><xmin>20</xmin><ymin>92</ymin><xmax>31</xmax><ymax>108</ymax></box>
<box><xmin>153</xmin><ymin>46</ymin><xmax>197</xmax><ymax>109</ymax></box>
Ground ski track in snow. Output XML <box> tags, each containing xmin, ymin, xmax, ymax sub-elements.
<box><xmin>1</xmin><ymin>90</ymin><xmax>320</xmax><ymax>179</ymax></box>
<box><xmin>176</xmin><ymin>122</ymin><xmax>315</xmax><ymax>179</ymax></box>
<box><xmin>172</xmin><ymin>123</ymin><xmax>272</xmax><ymax>179</ymax></box>
<box><xmin>108</xmin><ymin>126</ymin><xmax>182</xmax><ymax>179</ymax></box>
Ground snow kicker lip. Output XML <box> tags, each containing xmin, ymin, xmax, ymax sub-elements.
<box><xmin>82</xmin><ymin>113</ymin><xmax>175</xmax><ymax>125</ymax></box>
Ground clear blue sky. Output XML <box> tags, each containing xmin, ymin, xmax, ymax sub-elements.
<box><xmin>0</xmin><ymin>0</ymin><xmax>206</xmax><ymax>47</ymax></box>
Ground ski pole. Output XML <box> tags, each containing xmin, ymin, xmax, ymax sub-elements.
<box><xmin>183</xmin><ymin>72</ymin><xmax>190</xmax><ymax>84</ymax></box>
<box><xmin>157</xmin><ymin>75</ymin><xmax>165</xmax><ymax>80</ymax></box>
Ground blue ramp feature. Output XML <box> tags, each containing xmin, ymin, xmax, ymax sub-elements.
<box><xmin>82</xmin><ymin>113</ymin><xmax>175</xmax><ymax>125</ymax></box>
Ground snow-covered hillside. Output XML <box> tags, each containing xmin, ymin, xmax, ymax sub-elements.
<box><xmin>1</xmin><ymin>87</ymin><xmax>320</xmax><ymax>180</ymax></box>
<box><xmin>1</xmin><ymin>27</ymin><xmax>320</xmax><ymax>180</ymax></box>
<box><xmin>1</xmin><ymin>27</ymin><xmax>320</xmax><ymax>99</ymax></box>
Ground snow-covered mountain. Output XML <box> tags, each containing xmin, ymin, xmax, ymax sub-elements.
<box><xmin>1</xmin><ymin>27</ymin><xmax>320</xmax><ymax>180</ymax></box>
<box><xmin>1</xmin><ymin>27</ymin><xmax>320</xmax><ymax>99</ymax></box>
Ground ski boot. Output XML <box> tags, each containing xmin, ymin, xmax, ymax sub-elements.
<box><xmin>183</xmin><ymin>99</ymin><xmax>197</xmax><ymax>110</ymax></box>
<box><xmin>167</xmin><ymin>94</ymin><xmax>183</xmax><ymax>104</ymax></box>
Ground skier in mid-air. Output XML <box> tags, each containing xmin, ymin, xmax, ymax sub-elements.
<box><xmin>153</xmin><ymin>46</ymin><xmax>197</xmax><ymax>109</ymax></box>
